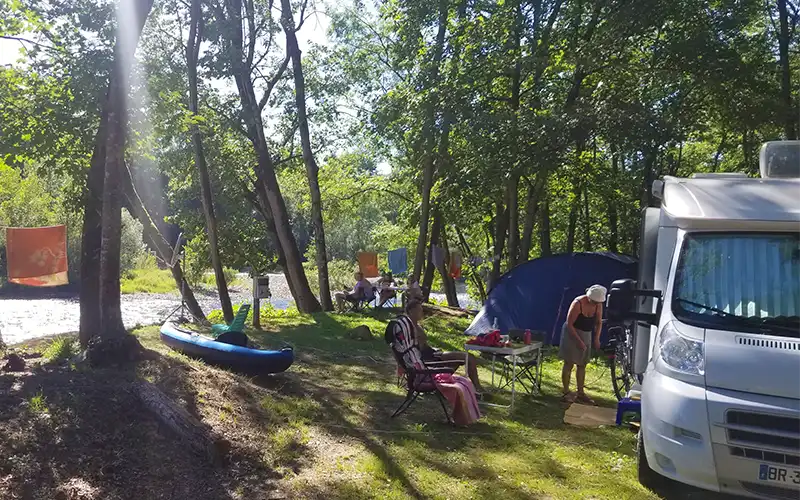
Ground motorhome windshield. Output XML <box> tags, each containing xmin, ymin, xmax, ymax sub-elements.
<box><xmin>673</xmin><ymin>233</ymin><xmax>800</xmax><ymax>337</ymax></box>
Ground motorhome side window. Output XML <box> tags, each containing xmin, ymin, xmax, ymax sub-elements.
<box><xmin>673</xmin><ymin>232</ymin><xmax>800</xmax><ymax>337</ymax></box>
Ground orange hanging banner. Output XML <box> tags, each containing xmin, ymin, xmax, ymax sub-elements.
<box><xmin>357</xmin><ymin>251</ymin><xmax>379</xmax><ymax>278</ymax></box>
<box><xmin>6</xmin><ymin>225</ymin><xmax>69</xmax><ymax>287</ymax></box>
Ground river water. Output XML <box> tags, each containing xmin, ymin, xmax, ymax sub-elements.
<box><xmin>0</xmin><ymin>274</ymin><xmax>476</xmax><ymax>345</ymax></box>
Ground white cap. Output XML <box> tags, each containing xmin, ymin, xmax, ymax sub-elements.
<box><xmin>586</xmin><ymin>285</ymin><xmax>607</xmax><ymax>303</ymax></box>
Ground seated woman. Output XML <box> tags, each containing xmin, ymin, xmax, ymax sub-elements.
<box><xmin>404</xmin><ymin>299</ymin><xmax>485</xmax><ymax>394</ymax></box>
<box><xmin>335</xmin><ymin>272</ymin><xmax>375</xmax><ymax>311</ymax></box>
<box><xmin>376</xmin><ymin>271</ymin><xmax>397</xmax><ymax>307</ymax></box>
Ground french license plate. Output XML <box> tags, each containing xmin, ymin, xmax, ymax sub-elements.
<box><xmin>759</xmin><ymin>463</ymin><xmax>800</xmax><ymax>486</ymax></box>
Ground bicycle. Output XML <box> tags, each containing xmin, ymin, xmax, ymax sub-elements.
<box><xmin>604</xmin><ymin>324</ymin><xmax>638</xmax><ymax>401</ymax></box>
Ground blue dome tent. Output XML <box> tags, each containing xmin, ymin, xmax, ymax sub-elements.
<box><xmin>466</xmin><ymin>252</ymin><xmax>637</xmax><ymax>345</ymax></box>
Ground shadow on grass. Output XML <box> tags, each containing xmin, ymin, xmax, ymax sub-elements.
<box><xmin>0</xmin><ymin>363</ymin><xmax>239</xmax><ymax>499</ymax></box>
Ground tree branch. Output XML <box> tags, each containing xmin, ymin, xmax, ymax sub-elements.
<box><xmin>258</xmin><ymin>54</ymin><xmax>291</xmax><ymax>110</ymax></box>
<box><xmin>0</xmin><ymin>35</ymin><xmax>56</xmax><ymax>51</ymax></box>
<box><xmin>329</xmin><ymin>187</ymin><xmax>414</xmax><ymax>204</ymax></box>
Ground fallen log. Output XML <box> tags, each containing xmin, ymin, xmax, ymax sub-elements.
<box><xmin>133</xmin><ymin>380</ymin><xmax>228</xmax><ymax>465</ymax></box>
<box><xmin>422</xmin><ymin>303</ymin><xmax>474</xmax><ymax>318</ymax></box>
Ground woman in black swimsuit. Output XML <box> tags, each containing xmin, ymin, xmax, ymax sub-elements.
<box><xmin>559</xmin><ymin>285</ymin><xmax>606</xmax><ymax>404</ymax></box>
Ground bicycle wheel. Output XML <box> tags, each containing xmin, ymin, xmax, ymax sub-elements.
<box><xmin>610</xmin><ymin>345</ymin><xmax>633</xmax><ymax>401</ymax></box>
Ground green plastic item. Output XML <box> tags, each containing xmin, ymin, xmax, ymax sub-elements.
<box><xmin>211</xmin><ymin>304</ymin><xmax>251</xmax><ymax>337</ymax></box>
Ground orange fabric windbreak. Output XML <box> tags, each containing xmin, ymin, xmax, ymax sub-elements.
<box><xmin>357</xmin><ymin>252</ymin><xmax>379</xmax><ymax>278</ymax></box>
<box><xmin>449</xmin><ymin>251</ymin><xmax>462</xmax><ymax>279</ymax></box>
<box><xmin>6</xmin><ymin>225</ymin><xmax>69</xmax><ymax>287</ymax></box>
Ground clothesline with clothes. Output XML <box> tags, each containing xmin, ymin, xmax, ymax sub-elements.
<box><xmin>356</xmin><ymin>247</ymin><xmax>463</xmax><ymax>279</ymax></box>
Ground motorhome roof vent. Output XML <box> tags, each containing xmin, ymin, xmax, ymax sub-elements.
<box><xmin>690</xmin><ymin>173</ymin><xmax>749</xmax><ymax>179</ymax></box>
<box><xmin>759</xmin><ymin>141</ymin><xmax>800</xmax><ymax>179</ymax></box>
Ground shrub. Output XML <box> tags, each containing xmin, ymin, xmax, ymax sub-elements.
<box><xmin>207</xmin><ymin>302</ymin><xmax>302</xmax><ymax>325</ymax></box>
<box><xmin>42</xmin><ymin>336</ymin><xmax>77</xmax><ymax>364</ymax></box>
<box><xmin>303</xmin><ymin>259</ymin><xmax>357</xmax><ymax>297</ymax></box>
<box><xmin>201</xmin><ymin>267</ymin><xmax>239</xmax><ymax>288</ymax></box>
<box><xmin>120</xmin><ymin>210</ymin><xmax>146</xmax><ymax>274</ymax></box>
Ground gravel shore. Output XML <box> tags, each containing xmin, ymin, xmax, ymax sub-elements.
<box><xmin>0</xmin><ymin>273</ymin><xmax>475</xmax><ymax>345</ymax></box>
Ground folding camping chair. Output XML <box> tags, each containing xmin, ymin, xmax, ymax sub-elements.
<box><xmin>384</xmin><ymin>317</ymin><xmax>463</xmax><ymax>423</ymax></box>
<box><xmin>342</xmin><ymin>287</ymin><xmax>378</xmax><ymax>313</ymax></box>
<box><xmin>211</xmin><ymin>304</ymin><xmax>251</xmax><ymax>337</ymax></box>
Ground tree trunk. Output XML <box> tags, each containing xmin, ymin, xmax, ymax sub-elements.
<box><xmin>122</xmin><ymin>164</ymin><xmax>207</xmax><ymax>323</ymax></box>
<box><xmin>519</xmin><ymin>174</ymin><xmax>546</xmax><ymax>261</ymax></box>
<box><xmin>280</xmin><ymin>0</ymin><xmax>333</xmax><ymax>310</ymax></box>
<box><xmin>489</xmin><ymin>199</ymin><xmax>508</xmax><ymax>290</ymax></box>
<box><xmin>455</xmin><ymin>226</ymin><xmax>487</xmax><ymax>303</ymax></box>
<box><xmin>79</xmin><ymin>96</ymin><xmax>108</xmax><ymax>346</ymax></box>
<box><xmin>437</xmin><ymin>214</ymin><xmax>459</xmax><ymax>308</ymax></box>
<box><xmin>187</xmin><ymin>0</ymin><xmax>233</xmax><ymax>322</ymax></box>
<box><xmin>608</xmin><ymin>150</ymin><xmax>619</xmax><ymax>253</ymax></box>
<box><xmin>778</xmin><ymin>0</ymin><xmax>797</xmax><ymax>140</ymax></box>
<box><xmin>582</xmin><ymin>185</ymin><xmax>591</xmax><ymax>251</ymax></box>
<box><xmin>539</xmin><ymin>195</ymin><xmax>551</xmax><ymax>257</ymax></box>
<box><xmin>86</xmin><ymin>0</ymin><xmax>154</xmax><ymax>345</ymax></box>
<box><xmin>506</xmin><ymin>173</ymin><xmax>520</xmax><ymax>269</ymax></box>
<box><xmin>565</xmin><ymin>183</ymin><xmax>580</xmax><ymax>254</ymax></box>
<box><xmin>134</xmin><ymin>380</ymin><xmax>228</xmax><ymax>465</ymax></box>
<box><xmin>412</xmin><ymin>0</ymin><xmax>449</xmax><ymax>280</ymax></box>
<box><xmin>218</xmin><ymin>0</ymin><xmax>320</xmax><ymax>312</ymax></box>
<box><xmin>505</xmin><ymin>0</ymin><xmax>523</xmax><ymax>270</ymax></box>
<box><xmin>98</xmin><ymin>52</ymin><xmax>130</xmax><ymax>339</ymax></box>
<box><xmin>421</xmin><ymin>215</ymin><xmax>439</xmax><ymax>303</ymax></box>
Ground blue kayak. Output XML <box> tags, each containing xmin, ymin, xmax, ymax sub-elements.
<box><xmin>159</xmin><ymin>321</ymin><xmax>294</xmax><ymax>374</ymax></box>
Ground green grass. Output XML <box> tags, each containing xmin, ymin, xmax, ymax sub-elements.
<box><xmin>120</xmin><ymin>267</ymin><xmax>176</xmax><ymax>294</ymax></box>
<box><xmin>41</xmin><ymin>336</ymin><xmax>77</xmax><ymax>364</ymax></box>
<box><xmin>28</xmin><ymin>391</ymin><xmax>48</xmax><ymax>414</ymax></box>
<box><xmin>131</xmin><ymin>309</ymin><xmax>657</xmax><ymax>500</ymax></box>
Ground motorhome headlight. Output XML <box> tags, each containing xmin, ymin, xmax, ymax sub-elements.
<box><xmin>659</xmin><ymin>322</ymin><xmax>704</xmax><ymax>375</ymax></box>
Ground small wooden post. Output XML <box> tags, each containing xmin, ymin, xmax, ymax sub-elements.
<box><xmin>253</xmin><ymin>275</ymin><xmax>260</xmax><ymax>328</ymax></box>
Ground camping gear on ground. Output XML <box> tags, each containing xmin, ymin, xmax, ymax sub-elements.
<box><xmin>385</xmin><ymin>315</ymin><xmax>480</xmax><ymax>425</ymax></box>
<box><xmin>357</xmin><ymin>252</ymin><xmax>379</xmax><ymax>278</ymax></box>
<box><xmin>160</xmin><ymin>321</ymin><xmax>293</xmax><ymax>374</ymax></box>
<box><xmin>387</xmin><ymin>248</ymin><xmax>408</xmax><ymax>275</ymax></box>
<box><xmin>466</xmin><ymin>252</ymin><xmax>637</xmax><ymax>345</ymax></box>
<box><xmin>616</xmin><ymin>397</ymin><xmax>641</xmax><ymax>426</ymax></box>
<box><xmin>5</xmin><ymin>225</ymin><xmax>69</xmax><ymax>286</ymax></box>
<box><xmin>449</xmin><ymin>251</ymin><xmax>462</xmax><ymax>279</ymax></box>
<box><xmin>563</xmin><ymin>403</ymin><xmax>617</xmax><ymax>427</ymax></box>
<box><xmin>211</xmin><ymin>304</ymin><xmax>251</xmax><ymax>337</ymax></box>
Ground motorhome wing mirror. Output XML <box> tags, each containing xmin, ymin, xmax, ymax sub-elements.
<box><xmin>606</xmin><ymin>279</ymin><xmax>636</xmax><ymax>323</ymax></box>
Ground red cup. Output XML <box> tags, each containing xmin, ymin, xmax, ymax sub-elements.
<box><xmin>524</xmin><ymin>329</ymin><xmax>532</xmax><ymax>345</ymax></box>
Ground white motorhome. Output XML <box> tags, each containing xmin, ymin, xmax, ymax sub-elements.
<box><xmin>606</xmin><ymin>141</ymin><xmax>800</xmax><ymax>499</ymax></box>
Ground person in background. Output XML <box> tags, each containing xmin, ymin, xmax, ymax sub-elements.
<box><xmin>335</xmin><ymin>271</ymin><xmax>375</xmax><ymax>311</ymax></box>
<box><xmin>405</xmin><ymin>299</ymin><xmax>485</xmax><ymax>394</ymax></box>
<box><xmin>403</xmin><ymin>273</ymin><xmax>424</xmax><ymax>306</ymax></box>
<box><xmin>376</xmin><ymin>271</ymin><xmax>397</xmax><ymax>307</ymax></box>
<box><xmin>559</xmin><ymin>284</ymin><xmax>606</xmax><ymax>405</ymax></box>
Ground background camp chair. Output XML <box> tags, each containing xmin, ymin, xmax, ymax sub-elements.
<box><xmin>342</xmin><ymin>288</ymin><xmax>377</xmax><ymax>313</ymax></box>
<box><xmin>211</xmin><ymin>304</ymin><xmax>251</xmax><ymax>337</ymax></box>
<box><xmin>384</xmin><ymin>319</ymin><xmax>464</xmax><ymax>424</ymax></box>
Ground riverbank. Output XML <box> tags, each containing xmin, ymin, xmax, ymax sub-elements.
<box><xmin>0</xmin><ymin>273</ymin><xmax>476</xmax><ymax>345</ymax></box>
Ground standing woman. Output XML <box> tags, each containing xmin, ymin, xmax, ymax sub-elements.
<box><xmin>559</xmin><ymin>285</ymin><xmax>606</xmax><ymax>404</ymax></box>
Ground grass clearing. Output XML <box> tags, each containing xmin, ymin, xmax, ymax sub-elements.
<box><xmin>41</xmin><ymin>336</ymin><xmax>77</xmax><ymax>364</ymax></box>
<box><xmin>120</xmin><ymin>267</ymin><xmax>176</xmax><ymax>294</ymax></box>
<box><xmin>1</xmin><ymin>307</ymin><xmax>717</xmax><ymax>499</ymax></box>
